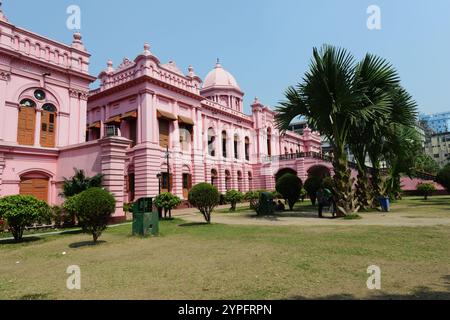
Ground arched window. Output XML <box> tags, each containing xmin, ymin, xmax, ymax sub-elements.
<box><xmin>40</xmin><ymin>103</ymin><xmax>57</xmax><ymax>148</ymax></box>
<box><xmin>17</xmin><ymin>99</ymin><xmax>37</xmax><ymax>146</ymax></box>
<box><xmin>237</xmin><ymin>171</ymin><xmax>243</xmax><ymax>191</ymax></box>
<box><xmin>211</xmin><ymin>169</ymin><xmax>218</xmax><ymax>186</ymax></box>
<box><xmin>208</xmin><ymin>128</ymin><xmax>216</xmax><ymax>157</ymax></box>
<box><xmin>234</xmin><ymin>134</ymin><xmax>239</xmax><ymax>159</ymax></box>
<box><xmin>222</xmin><ymin>131</ymin><xmax>227</xmax><ymax>158</ymax></box>
<box><xmin>245</xmin><ymin>137</ymin><xmax>250</xmax><ymax>161</ymax></box>
<box><xmin>267</xmin><ymin>128</ymin><xmax>272</xmax><ymax>157</ymax></box>
<box><xmin>225</xmin><ymin>170</ymin><xmax>231</xmax><ymax>191</ymax></box>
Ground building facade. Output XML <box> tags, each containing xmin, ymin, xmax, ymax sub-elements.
<box><xmin>424</xmin><ymin>131</ymin><xmax>450</xmax><ymax>167</ymax></box>
<box><xmin>0</xmin><ymin>9</ymin><xmax>324</xmax><ymax>220</ymax></box>
<box><xmin>0</xmin><ymin>9</ymin><xmax>441</xmax><ymax>221</ymax></box>
<box><xmin>87</xmin><ymin>53</ymin><xmax>322</xmax><ymax>205</ymax></box>
<box><xmin>419</xmin><ymin>112</ymin><xmax>450</xmax><ymax>134</ymax></box>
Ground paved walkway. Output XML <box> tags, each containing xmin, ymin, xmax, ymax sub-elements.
<box><xmin>172</xmin><ymin>204</ymin><xmax>450</xmax><ymax>227</ymax></box>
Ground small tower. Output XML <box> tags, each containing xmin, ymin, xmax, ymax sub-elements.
<box><xmin>201</xmin><ymin>59</ymin><xmax>244</xmax><ymax>112</ymax></box>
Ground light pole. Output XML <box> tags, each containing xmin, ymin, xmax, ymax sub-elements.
<box><xmin>156</xmin><ymin>173</ymin><xmax>162</xmax><ymax>195</ymax></box>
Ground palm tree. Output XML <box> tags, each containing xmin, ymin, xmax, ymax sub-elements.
<box><xmin>348</xmin><ymin>57</ymin><xmax>418</xmax><ymax>209</ymax></box>
<box><xmin>383</xmin><ymin>125</ymin><xmax>422</xmax><ymax>200</ymax></box>
<box><xmin>61</xmin><ymin>168</ymin><xmax>104</xmax><ymax>198</ymax></box>
<box><xmin>276</xmin><ymin>45</ymin><xmax>402</xmax><ymax>216</ymax></box>
<box><xmin>365</xmin><ymin>87</ymin><xmax>418</xmax><ymax>205</ymax></box>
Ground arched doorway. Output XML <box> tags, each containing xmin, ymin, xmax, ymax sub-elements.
<box><xmin>275</xmin><ymin>168</ymin><xmax>297</xmax><ymax>182</ymax></box>
<box><xmin>19</xmin><ymin>172</ymin><xmax>50</xmax><ymax>202</ymax></box>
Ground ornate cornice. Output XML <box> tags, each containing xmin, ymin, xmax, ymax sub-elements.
<box><xmin>69</xmin><ymin>89</ymin><xmax>89</xmax><ymax>100</ymax></box>
<box><xmin>0</xmin><ymin>71</ymin><xmax>10</xmax><ymax>81</ymax></box>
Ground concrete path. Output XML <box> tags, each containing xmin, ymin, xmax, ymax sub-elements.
<box><xmin>172</xmin><ymin>205</ymin><xmax>450</xmax><ymax>227</ymax></box>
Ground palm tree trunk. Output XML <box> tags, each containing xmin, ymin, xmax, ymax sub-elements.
<box><xmin>332</xmin><ymin>149</ymin><xmax>356</xmax><ymax>216</ymax></box>
<box><xmin>355</xmin><ymin>168</ymin><xmax>371</xmax><ymax>210</ymax></box>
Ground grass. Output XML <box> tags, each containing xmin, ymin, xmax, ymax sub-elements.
<box><xmin>0</xmin><ymin>197</ymin><xmax>449</xmax><ymax>300</ymax></box>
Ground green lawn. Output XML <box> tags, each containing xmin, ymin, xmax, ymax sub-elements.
<box><xmin>0</xmin><ymin>197</ymin><xmax>449</xmax><ymax>300</ymax></box>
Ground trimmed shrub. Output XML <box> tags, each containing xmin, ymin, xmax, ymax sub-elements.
<box><xmin>416</xmin><ymin>183</ymin><xmax>436</xmax><ymax>200</ymax></box>
<box><xmin>188</xmin><ymin>183</ymin><xmax>220</xmax><ymax>223</ymax></box>
<box><xmin>75</xmin><ymin>188</ymin><xmax>116</xmax><ymax>242</ymax></box>
<box><xmin>224</xmin><ymin>190</ymin><xmax>244</xmax><ymax>212</ymax></box>
<box><xmin>154</xmin><ymin>192</ymin><xmax>181</xmax><ymax>219</ymax></box>
<box><xmin>0</xmin><ymin>195</ymin><xmax>51</xmax><ymax>242</ymax></box>
<box><xmin>437</xmin><ymin>164</ymin><xmax>450</xmax><ymax>193</ymax></box>
<box><xmin>244</xmin><ymin>191</ymin><xmax>261</xmax><ymax>211</ymax></box>
<box><xmin>304</xmin><ymin>176</ymin><xmax>321</xmax><ymax>205</ymax></box>
<box><xmin>276</xmin><ymin>173</ymin><xmax>303</xmax><ymax>210</ymax></box>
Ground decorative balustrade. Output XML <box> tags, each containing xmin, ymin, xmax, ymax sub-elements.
<box><xmin>0</xmin><ymin>24</ymin><xmax>90</xmax><ymax>73</ymax></box>
<box><xmin>269</xmin><ymin>152</ymin><xmax>438</xmax><ymax>181</ymax></box>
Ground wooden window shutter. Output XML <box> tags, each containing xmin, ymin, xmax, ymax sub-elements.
<box><xmin>188</xmin><ymin>174</ymin><xmax>193</xmax><ymax>189</ymax></box>
<box><xmin>40</xmin><ymin>111</ymin><xmax>56</xmax><ymax>148</ymax></box>
<box><xmin>17</xmin><ymin>107</ymin><xmax>36</xmax><ymax>146</ymax></box>
<box><xmin>159</xmin><ymin>119</ymin><xmax>170</xmax><ymax>148</ymax></box>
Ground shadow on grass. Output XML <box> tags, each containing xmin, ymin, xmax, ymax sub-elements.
<box><xmin>69</xmin><ymin>240</ymin><xmax>106</xmax><ymax>248</ymax></box>
<box><xmin>178</xmin><ymin>222</ymin><xmax>210</xmax><ymax>227</ymax></box>
<box><xmin>246</xmin><ymin>211</ymin><xmax>338</xmax><ymax>220</ymax></box>
<box><xmin>289</xmin><ymin>275</ymin><xmax>450</xmax><ymax>300</ymax></box>
<box><xmin>0</xmin><ymin>236</ymin><xmax>42</xmax><ymax>245</ymax></box>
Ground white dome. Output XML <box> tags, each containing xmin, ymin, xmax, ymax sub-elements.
<box><xmin>203</xmin><ymin>61</ymin><xmax>240</xmax><ymax>90</ymax></box>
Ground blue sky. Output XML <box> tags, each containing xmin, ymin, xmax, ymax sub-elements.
<box><xmin>3</xmin><ymin>0</ymin><xmax>450</xmax><ymax>115</ymax></box>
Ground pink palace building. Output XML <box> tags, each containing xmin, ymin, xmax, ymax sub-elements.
<box><xmin>2</xmin><ymin>8</ymin><xmax>433</xmax><ymax>221</ymax></box>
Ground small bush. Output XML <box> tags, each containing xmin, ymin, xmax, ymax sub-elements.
<box><xmin>276</xmin><ymin>173</ymin><xmax>303</xmax><ymax>210</ymax></box>
<box><xmin>304</xmin><ymin>177</ymin><xmax>321</xmax><ymax>206</ymax></box>
<box><xmin>188</xmin><ymin>183</ymin><xmax>220</xmax><ymax>223</ymax></box>
<box><xmin>224</xmin><ymin>190</ymin><xmax>244</xmax><ymax>212</ymax></box>
<box><xmin>154</xmin><ymin>193</ymin><xmax>181</xmax><ymax>219</ymax></box>
<box><xmin>75</xmin><ymin>188</ymin><xmax>116</xmax><ymax>242</ymax></box>
<box><xmin>416</xmin><ymin>183</ymin><xmax>436</xmax><ymax>200</ymax></box>
<box><xmin>271</xmin><ymin>191</ymin><xmax>283</xmax><ymax>200</ymax></box>
<box><xmin>0</xmin><ymin>195</ymin><xmax>51</xmax><ymax>242</ymax></box>
<box><xmin>244</xmin><ymin>191</ymin><xmax>261</xmax><ymax>211</ymax></box>
<box><xmin>123</xmin><ymin>202</ymin><xmax>134</xmax><ymax>213</ymax></box>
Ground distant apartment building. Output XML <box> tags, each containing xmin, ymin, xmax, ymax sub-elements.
<box><xmin>424</xmin><ymin>132</ymin><xmax>450</xmax><ymax>167</ymax></box>
<box><xmin>419</xmin><ymin>112</ymin><xmax>450</xmax><ymax>134</ymax></box>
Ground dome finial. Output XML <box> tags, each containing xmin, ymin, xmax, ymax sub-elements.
<box><xmin>143</xmin><ymin>43</ymin><xmax>151</xmax><ymax>55</ymax></box>
<box><xmin>106</xmin><ymin>59</ymin><xmax>114</xmax><ymax>73</ymax></box>
<box><xmin>215</xmin><ymin>58</ymin><xmax>221</xmax><ymax>68</ymax></box>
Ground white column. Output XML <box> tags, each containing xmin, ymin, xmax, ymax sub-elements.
<box><xmin>34</xmin><ymin>110</ymin><xmax>42</xmax><ymax>147</ymax></box>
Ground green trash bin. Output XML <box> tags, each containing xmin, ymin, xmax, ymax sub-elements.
<box><xmin>132</xmin><ymin>198</ymin><xmax>159</xmax><ymax>236</ymax></box>
<box><xmin>257</xmin><ymin>192</ymin><xmax>275</xmax><ymax>216</ymax></box>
